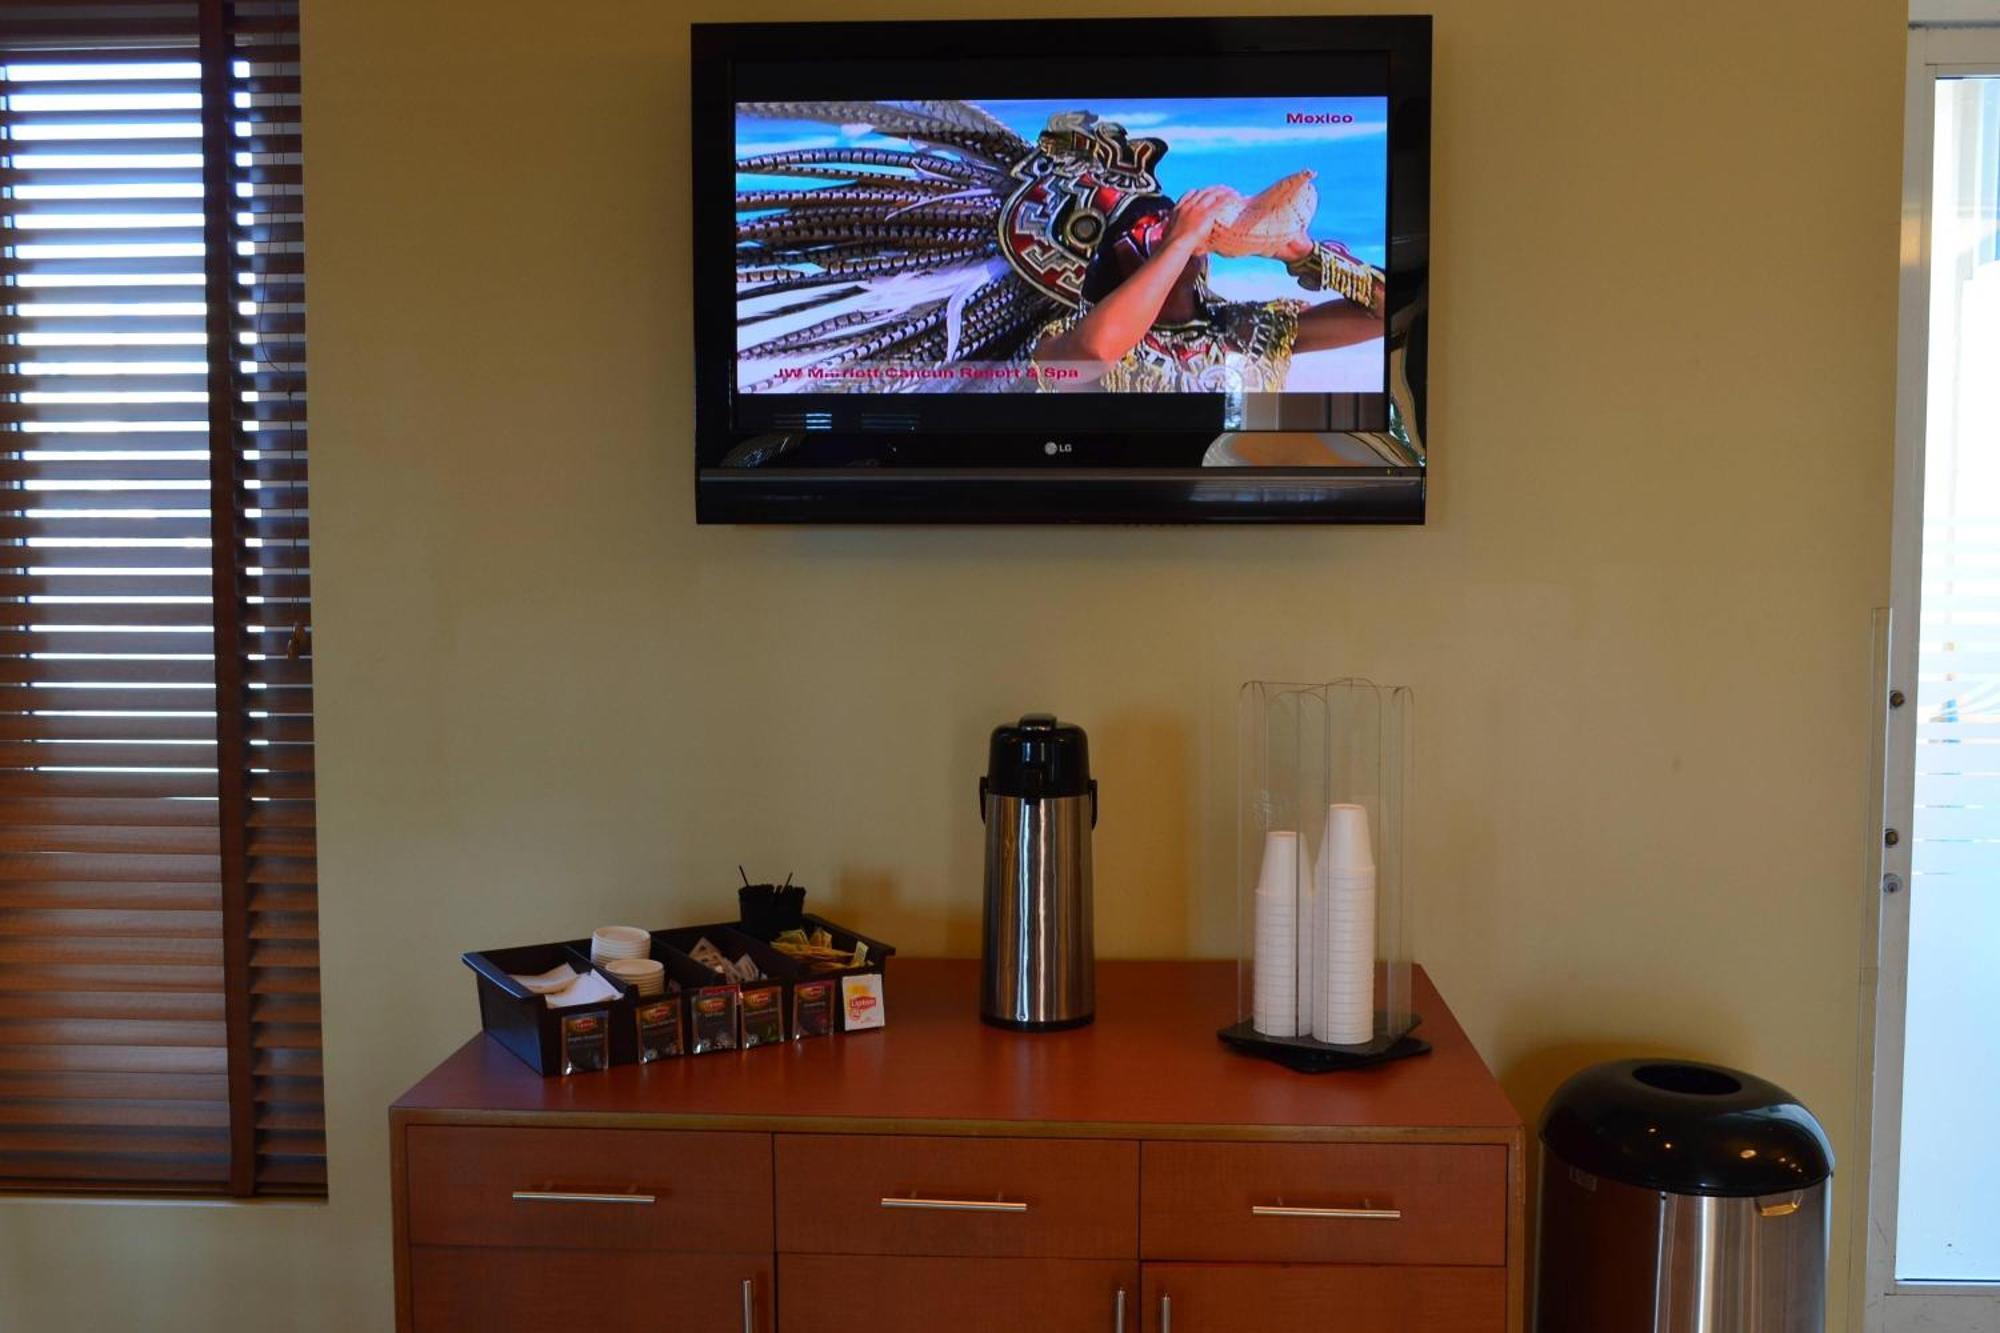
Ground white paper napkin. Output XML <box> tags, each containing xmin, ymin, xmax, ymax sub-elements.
<box><xmin>509</xmin><ymin>962</ymin><xmax>579</xmax><ymax>995</ymax></box>
<box><xmin>542</xmin><ymin>969</ymin><xmax>621</xmax><ymax>1010</ymax></box>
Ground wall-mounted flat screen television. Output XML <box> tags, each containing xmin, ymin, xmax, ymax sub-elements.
<box><xmin>691</xmin><ymin>16</ymin><xmax>1431</xmax><ymax>523</ymax></box>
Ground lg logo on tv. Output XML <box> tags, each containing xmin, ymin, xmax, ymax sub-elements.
<box><xmin>1044</xmin><ymin>441</ymin><xmax>1073</xmax><ymax>456</ymax></box>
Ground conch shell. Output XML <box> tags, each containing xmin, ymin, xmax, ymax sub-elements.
<box><xmin>1208</xmin><ymin>170</ymin><xmax>1319</xmax><ymax>258</ymax></box>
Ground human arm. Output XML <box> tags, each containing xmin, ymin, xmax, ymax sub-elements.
<box><xmin>1272</xmin><ymin>234</ymin><xmax>1387</xmax><ymax>318</ymax></box>
<box><xmin>1293</xmin><ymin>299</ymin><xmax>1385</xmax><ymax>354</ymax></box>
<box><xmin>1263</xmin><ymin>232</ymin><xmax>1387</xmax><ymax>353</ymax></box>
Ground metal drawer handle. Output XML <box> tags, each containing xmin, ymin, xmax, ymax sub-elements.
<box><xmin>741</xmin><ymin>1277</ymin><xmax>755</xmax><ymax>1333</ymax></box>
<box><xmin>1113</xmin><ymin>1287</ymin><xmax>1125</xmax><ymax>1331</ymax></box>
<box><xmin>1160</xmin><ymin>1293</ymin><xmax>1171</xmax><ymax>1333</ymax></box>
<box><xmin>1251</xmin><ymin>1203</ymin><xmax>1401</xmax><ymax>1221</ymax></box>
<box><xmin>879</xmin><ymin>1194</ymin><xmax>1029</xmax><ymax>1213</ymax></box>
<box><xmin>511</xmin><ymin>1190</ymin><xmax>657</xmax><ymax>1205</ymax></box>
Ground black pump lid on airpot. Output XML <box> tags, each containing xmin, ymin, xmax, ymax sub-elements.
<box><xmin>1539</xmin><ymin>1058</ymin><xmax>1834</xmax><ymax>1197</ymax></box>
<box><xmin>984</xmin><ymin>714</ymin><xmax>1092</xmax><ymax>800</ymax></box>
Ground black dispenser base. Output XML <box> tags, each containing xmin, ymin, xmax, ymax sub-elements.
<box><xmin>1218</xmin><ymin>1016</ymin><xmax>1431</xmax><ymax>1073</ymax></box>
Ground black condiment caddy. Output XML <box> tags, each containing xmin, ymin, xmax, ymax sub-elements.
<box><xmin>462</xmin><ymin>901</ymin><xmax>895</xmax><ymax>1077</ymax></box>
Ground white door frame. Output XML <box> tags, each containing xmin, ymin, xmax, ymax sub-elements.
<box><xmin>1861</xmin><ymin>23</ymin><xmax>2000</xmax><ymax>1333</ymax></box>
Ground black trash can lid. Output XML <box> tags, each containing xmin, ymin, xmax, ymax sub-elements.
<box><xmin>1539</xmin><ymin>1059</ymin><xmax>1833</xmax><ymax>1197</ymax></box>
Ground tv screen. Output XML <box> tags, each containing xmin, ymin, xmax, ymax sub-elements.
<box><xmin>691</xmin><ymin>18</ymin><xmax>1431</xmax><ymax>523</ymax></box>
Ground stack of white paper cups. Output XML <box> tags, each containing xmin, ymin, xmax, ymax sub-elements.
<box><xmin>1252</xmin><ymin>831</ymin><xmax>1300</xmax><ymax>1037</ymax></box>
<box><xmin>1313</xmin><ymin>803</ymin><xmax>1377</xmax><ymax>1045</ymax></box>
<box><xmin>1295</xmin><ymin>832</ymin><xmax>1316</xmax><ymax>1036</ymax></box>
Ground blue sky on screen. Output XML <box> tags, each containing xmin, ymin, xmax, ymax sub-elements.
<box><xmin>736</xmin><ymin>96</ymin><xmax>1389</xmax><ymax>269</ymax></box>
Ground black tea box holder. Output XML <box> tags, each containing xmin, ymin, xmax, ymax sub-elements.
<box><xmin>464</xmin><ymin>915</ymin><xmax>899</xmax><ymax>1076</ymax></box>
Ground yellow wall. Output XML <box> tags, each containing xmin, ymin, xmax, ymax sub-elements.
<box><xmin>0</xmin><ymin>0</ymin><xmax>1906</xmax><ymax>1327</ymax></box>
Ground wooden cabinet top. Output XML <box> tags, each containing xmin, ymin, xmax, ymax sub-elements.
<box><xmin>394</xmin><ymin>960</ymin><xmax>1520</xmax><ymax>1142</ymax></box>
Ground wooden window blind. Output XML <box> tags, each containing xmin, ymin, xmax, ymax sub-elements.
<box><xmin>0</xmin><ymin>0</ymin><xmax>319</xmax><ymax>1197</ymax></box>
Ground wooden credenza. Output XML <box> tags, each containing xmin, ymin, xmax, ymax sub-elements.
<box><xmin>391</xmin><ymin>960</ymin><xmax>1525</xmax><ymax>1332</ymax></box>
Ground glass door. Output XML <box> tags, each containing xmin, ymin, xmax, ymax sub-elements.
<box><xmin>1872</xmin><ymin>25</ymin><xmax>2000</xmax><ymax>1333</ymax></box>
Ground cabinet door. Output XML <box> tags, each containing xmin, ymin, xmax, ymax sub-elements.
<box><xmin>411</xmin><ymin>1247</ymin><xmax>772</xmax><ymax>1332</ymax></box>
<box><xmin>1140</xmin><ymin>1263</ymin><xmax>1505</xmax><ymax>1333</ymax></box>
<box><xmin>781</xmin><ymin>1255</ymin><xmax>1136</xmax><ymax>1333</ymax></box>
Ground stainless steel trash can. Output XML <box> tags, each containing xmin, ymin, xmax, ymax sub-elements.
<box><xmin>1535</xmin><ymin>1059</ymin><xmax>1833</xmax><ymax>1333</ymax></box>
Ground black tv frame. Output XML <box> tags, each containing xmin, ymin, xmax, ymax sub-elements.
<box><xmin>691</xmin><ymin>16</ymin><xmax>1432</xmax><ymax>525</ymax></box>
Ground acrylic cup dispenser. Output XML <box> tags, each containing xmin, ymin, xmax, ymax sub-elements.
<box><xmin>1223</xmin><ymin>679</ymin><xmax>1427</xmax><ymax>1072</ymax></box>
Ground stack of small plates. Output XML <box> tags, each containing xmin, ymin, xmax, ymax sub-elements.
<box><xmin>591</xmin><ymin>925</ymin><xmax>650</xmax><ymax>968</ymax></box>
<box><xmin>603</xmin><ymin>957</ymin><xmax>665</xmax><ymax>997</ymax></box>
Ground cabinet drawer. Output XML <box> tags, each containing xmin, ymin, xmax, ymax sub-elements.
<box><xmin>780</xmin><ymin>1255</ymin><xmax>1137</xmax><ymax>1333</ymax></box>
<box><xmin>776</xmin><ymin>1134</ymin><xmax>1138</xmax><ymax>1258</ymax></box>
<box><xmin>1140</xmin><ymin>1141</ymin><xmax>1506</xmax><ymax>1265</ymax></box>
<box><xmin>405</xmin><ymin>1126</ymin><xmax>772</xmax><ymax>1252</ymax></box>
<box><xmin>411</xmin><ymin>1248</ymin><xmax>772</xmax><ymax>1333</ymax></box>
<box><xmin>1141</xmin><ymin>1263</ymin><xmax>1505</xmax><ymax>1332</ymax></box>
